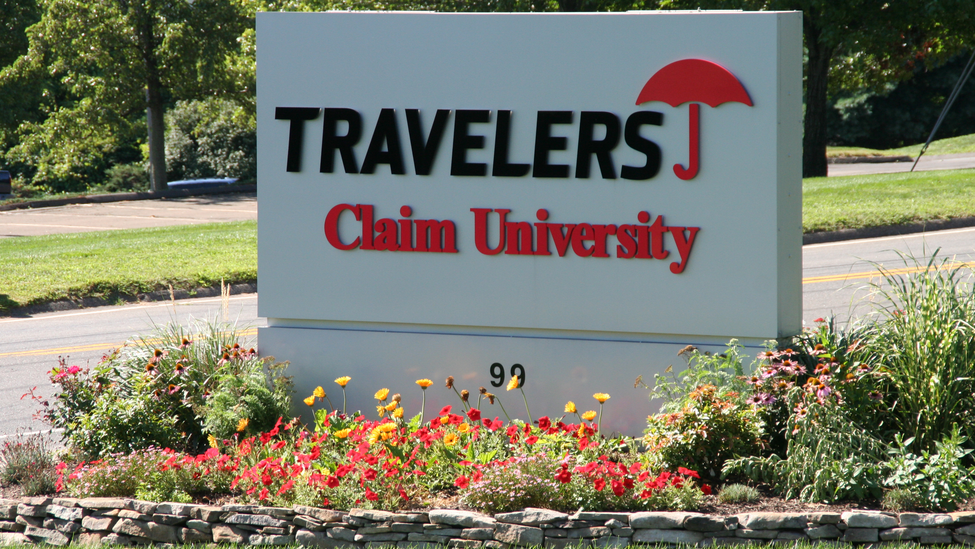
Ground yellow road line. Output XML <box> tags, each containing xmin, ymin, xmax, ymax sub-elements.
<box><xmin>803</xmin><ymin>261</ymin><xmax>975</xmax><ymax>285</ymax></box>
<box><xmin>1</xmin><ymin>328</ymin><xmax>258</xmax><ymax>359</ymax></box>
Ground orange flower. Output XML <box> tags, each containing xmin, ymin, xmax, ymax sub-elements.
<box><xmin>393</xmin><ymin>407</ymin><xmax>404</xmax><ymax>418</ymax></box>
<box><xmin>385</xmin><ymin>402</ymin><xmax>397</xmax><ymax>412</ymax></box>
<box><xmin>457</xmin><ymin>423</ymin><xmax>470</xmax><ymax>433</ymax></box>
<box><xmin>303</xmin><ymin>395</ymin><xmax>315</xmax><ymax>406</ymax></box>
<box><xmin>444</xmin><ymin>433</ymin><xmax>459</xmax><ymax>446</ymax></box>
<box><xmin>565</xmin><ymin>401</ymin><xmax>577</xmax><ymax>414</ymax></box>
<box><xmin>314</xmin><ymin>386</ymin><xmax>326</xmax><ymax>398</ymax></box>
<box><xmin>335</xmin><ymin>429</ymin><xmax>351</xmax><ymax>439</ymax></box>
<box><xmin>582</xmin><ymin>410</ymin><xmax>597</xmax><ymax>421</ymax></box>
<box><xmin>375</xmin><ymin>388</ymin><xmax>390</xmax><ymax>401</ymax></box>
<box><xmin>416</xmin><ymin>379</ymin><xmax>433</xmax><ymax>389</ymax></box>
<box><xmin>507</xmin><ymin>375</ymin><xmax>520</xmax><ymax>391</ymax></box>
<box><xmin>335</xmin><ymin>376</ymin><xmax>351</xmax><ymax>387</ymax></box>
<box><xmin>593</xmin><ymin>393</ymin><xmax>610</xmax><ymax>403</ymax></box>
<box><xmin>236</xmin><ymin>418</ymin><xmax>249</xmax><ymax>432</ymax></box>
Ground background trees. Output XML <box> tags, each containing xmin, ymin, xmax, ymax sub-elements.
<box><xmin>0</xmin><ymin>0</ymin><xmax>972</xmax><ymax>192</ymax></box>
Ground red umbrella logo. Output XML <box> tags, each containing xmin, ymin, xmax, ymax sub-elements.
<box><xmin>636</xmin><ymin>59</ymin><xmax>753</xmax><ymax>180</ymax></box>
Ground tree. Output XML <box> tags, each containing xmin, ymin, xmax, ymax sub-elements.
<box><xmin>2</xmin><ymin>0</ymin><xmax>250</xmax><ymax>191</ymax></box>
<box><xmin>654</xmin><ymin>0</ymin><xmax>974</xmax><ymax>177</ymax></box>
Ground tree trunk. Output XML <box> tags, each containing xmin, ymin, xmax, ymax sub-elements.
<box><xmin>803</xmin><ymin>17</ymin><xmax>833</xmax><ymax>178</ymax></box>
<box><xmin>134</xmin><ymin>0</ymin><xmax>166</xmax><ymax>192</ymax></box>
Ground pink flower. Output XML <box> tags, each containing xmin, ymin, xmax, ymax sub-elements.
<box><xmin>67</xmin><ymin>365</ymin><xmax>81</xmax><ymax>375</ymax></box>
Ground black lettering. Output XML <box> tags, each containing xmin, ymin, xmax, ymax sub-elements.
<box><xmin>275</xmin><ymin>107</ymin><xmax>321</xmax><ymax>172</ymax></box>
<box><xmin>361</xmin><ymin>108</ymin><xmax>406</xmax><ymax>175</ymax></box>
<box><xmin>451</xmin><ymin>110</ymin><xmax>491</xmax><ymax>177</ymax></box>
<box><xmin>533</xmin><ymin>111</ymin><xmax>573</xmax><ymax>178</ymax></box>
<box><xmin>492</xmin><ymin>110</ymin><xmax>531</xmax><ymax>177</ymax></box>
<box><xmin>621</xmin><ymin>111</ymin><xmax>663</xmax><ymax>180</ymax></box>
<box><xmin>406</xmin><ymin>109</ymin><xmax>450</xmax><ymax>176</ymax></box>
<box><xmin>321</xmin><ymin>108</ymin><xmax>362</xmax><ymax>174</ymax></box>
<box><xmin>576</xmin><ymin>111</ymin><xmax>620</xmax><ymax>179</ymax></box>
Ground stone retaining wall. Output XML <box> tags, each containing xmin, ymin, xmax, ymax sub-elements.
<box><xmin>3</xmin><ymin>498</ymin><xmax>975</xmax><ymax>547</ymax></box>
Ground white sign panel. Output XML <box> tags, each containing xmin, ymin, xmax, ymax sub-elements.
<box><xmin>257</xmin><ymin>12</ymin><xmax>802</xmax><ymax>433</ymax></box>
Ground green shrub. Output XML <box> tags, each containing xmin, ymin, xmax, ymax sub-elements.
<box><xmin>882</xmin><ymin>488</ymin><xmax>920</xmax><ymax>512</ymax></box>
<box><xmin>723</xmin><ymin>401</ymin><xmax>888</xmax><ymax>503</ymax></box>
<box><xmin>644</xmin><ymin>384</ymin><xmax>762</xmax><ymax>482</ymax></box>
<box><xmin>0</xmin><ymin>434</ymin><xmax>57</xmax><ymax>496</ymax></box>
<box><xmin>97</xmin><ymin>162</ymin><xmax>149</xmax><ymax>193</ymax></box>
<box><xmin>649</xmin><ymin>339</ymin><xmax>754</xmax><ymax>412</ymax></box>
<box><xmin>165</xmin><ymin>98</ymin><xmax>256</xmax><ymax>183</ymax></box>
<box><xmin>717</xmin><ymin>483</ymin><xmax>760</xmax><ymax>504</ymax></box>
<box><xmin>883</xmin><ymin>427</ymin><xmax>975</xmax><ymax>511</ymax></box>
<box><xmin>41</xmin><ymin>321</ymin><xmax>292</xmax><ymax>459</ymax></box>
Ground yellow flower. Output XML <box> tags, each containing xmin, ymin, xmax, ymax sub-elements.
<box><xmin>582</xmin><ymin>410</ymin><xmax>597</xmax><ymax>421</ymax></box>
<box><xmin>314</xmin><ymin>386</ymin><xmax>326</xmax><ymax>398</ymax></box>
<box><xmin>577</xmin><ymin>424</ymin><xmax>587</xmax><ymax>437</ymax></box>
<box><xmin>334</xmin><ymin>429</ymin><xmax>351</xmax><ymax>439</ymax></box>
<box><xmin>236</xmin><ymin>418</ymin><xmax>249</xmax><ymax>432</ymax></box>
<box><xmin>593</xmin><ymin>393</ymin><xmax>610</xmax><ymax>403</ymax></box>
<box><xmin>335</xmin><ymin>376</ymin><xmax>351</xmax><ymax>387</ymax></box>
<box><xmin>565</xmin><ymin>401</ymin><xmax>577</xmax><ymax>414</ymax></box>
<box><xmin>375</xmin><ymin>388</ymin><xmax>390</xmax><ymax>401</ymax></box>
<box><xmin>393</xmin><ymin>407</ymin><xmax>404</xmax><ymax>418</ymax></box>
<box><xmin>443</xmin><ymin>433</ymin><xmax>459</xmax><ymax>446</ymax></box>
<box><xmin>385</xmin><ymin>402</ymin><xmax>397</xmax><ymax>412</ymax></box>
<box><xmin>379</xmin><ymin>423</ymin><xmax>397</xmax><ymax>433</ymax></box>
<box><xmin>303</xmin><ymin>395</ymin><xmax>316</xmax><ymax>406</ymax></box>
<box><xmin>506</xmin><ymin>375</ymin><xmax>519</xmax><ymax>391</ymax></box>
<box><xmin>416</xmin><ymin>379</ymin><xmax>433</xmax><ymax>388</ymax></box>
<box><xmin>457</xmin><ymin>423</ymin><xmax>470</xmax><ymax>433</ymax></box>
<box><xmin>440</xmin><ymin>416</ymin><xmax>449</xmax><ymax>424</ymax></box>
<box><xmin>208</xmin><ymin>434</ymin><xmax>218</xmax><ymax>448</ymax></box>
<box><xmin>377</xmin><ymin>405</ymin><xmax>387</xmax><ymax>417</ymax></box>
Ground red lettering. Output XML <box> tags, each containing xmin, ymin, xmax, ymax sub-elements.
<box><xmin>324</xmin><ymin>203</ymin><xmax>361</xmax><ymax>250</ymax></box>
<box><xmin>649</xmin><ymin>215</ymin><xmax>670</xmax><ymax>260</ymax></box>
<box><xmin>415</xmin><ymin>219</ymin><xmax>458</xmax><ymax>253</ymax></box>
<box><xmin>505</xmin><ymin>221</ymin><xmax>534</xmax><ymax>255</ymax></box>
<box><xmin>471</xmin><ymin>208</ymin><xmax>509</xmax><ymax>255</ymax></box>
<box><xmin>373</xmin><ymin>218</ymin><xmax>398</xmax><ymax>251</ymax></box>
<box><xmin>534</xmin><ymin>209</ymin><xmax>552</xmax><ymax>256</ymax></box>
<box><xmin>359</xmin><ymin>204</ymin><xmax>375</xmax><ymax>250</ymax></box>
<box><xmin>571</xmin><ymin>223</ymin><xmax>595</xmax><ymax>257</ymax></box>
<box><xmin>616</xmin><ymin>225</ymin><xmax>637</xmax><ymax>258</ymax></box>
<box><xmin>669</xmin><ymin>227</ymin><xmax>700</xmax><ymax>273</ymax></box>
<box><xmin>550</xmin><ymin>223</ymin><xmax>575</xmax><ymax>257</ymax></box>
<box><xmin>591</xmin><ymin>224</ymin><xmax>616</xmax><ymax>258</ymax></box>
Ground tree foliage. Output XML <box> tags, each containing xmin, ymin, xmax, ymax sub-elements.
<box><xmin>0</xmin><ymin>0</ymin><xmax>252</xmax><ymax>192</ymax></box>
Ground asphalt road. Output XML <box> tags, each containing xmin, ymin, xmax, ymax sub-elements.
<box><xmin>4</xmin><ymin>225</ymin><xmax>975</xmax><ymax>437</ymax></box>
<box><xmin>0</xmin><ymin>193</ymin><xmax>257</xmax><ymax>238</ymax></box>
<box><xmin>828</xmin><ymin>152</ymin><xmax>975</xmax><ymax>177</ymax></box>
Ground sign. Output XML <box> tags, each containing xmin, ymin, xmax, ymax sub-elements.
<box><xmin>257</xmin><ymin>11</ymin><xmax>802</xmax><ymax>434</ymax></box>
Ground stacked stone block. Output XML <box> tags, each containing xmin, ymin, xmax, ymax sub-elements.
<box><xmin>3</xmin><ymin>498</ymin><xmax>975</xmax><ymax>547</ymax></box>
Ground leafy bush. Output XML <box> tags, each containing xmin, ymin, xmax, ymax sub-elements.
<box><xmin>644</xmin><ymin>384</ymin><xmax>762</xmax><ymax>482</ymax></box>
<box><xmin>165</xmin><ymin>98</ymin><xmax>256</xmax><ymax>183</ymax></box>
<box><xmin>883</xmin><ymin>427</ymin><xmax>975</xmax><ymax>511</ymax></box>
<box><xmin>858</xmin><ymin>253</ymin><xmax>975</xmax><ymax>454</ymax></box>
<box><xmin>649</xmin><ymin>339</ymin><xmax>754</xmax><ymax>412</ymax></box>
<box><xmin>39</xmin><ymin>321</ymin><xmax>292</xmax><ymax>459</ymax></box>
<box><xmin>717</xmin><ymin>483</ymin><xmax>760</xmax><ymax>504</ymax></box>
<box><xmin>0</xmin><ymin>434</ymin><xmax>57</xmax><ymax>496</ymax></box>
<box><xmin>460</xmin><ymin>455</ymin><xmax>565</xmax><ymax>513</ymax></box>
<box><xmin>96</xmin><ymin>162</ymin><xmax>149</xmax><ymax>193</ymax></box>
<box><xmin>724</xmin><ymin>401</ymin><xmax>888</xmax><ymax>503</ymax></box>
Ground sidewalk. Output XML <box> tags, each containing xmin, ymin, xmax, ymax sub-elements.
<box><xmin>827</xmin><ymin>152</ymin><xmax>975</xmax><ymax>177</ymax></box>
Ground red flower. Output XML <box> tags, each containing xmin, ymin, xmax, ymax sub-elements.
<box><xmin>399</xmin><ymin>488</ymin><xmax>409</xmax><ymax>501</ymax></box>
<box><xmin>677</xmin><ymin>467</ymin><xmax>700</xmax><ymax>479</ymax></box>
<box><xmin>277</xmin><ymin>480</ymin><xmax>295</xmax><ymax>495</ymax></box>
<box><xmin>365</xmin><ymin>488</ymin><xmax>378</xmax><ymax>501</ymax></box>
<box><xmin>702</xmin><ymin>484</ymin><xmax>713</xmax><ymax>495</ymax></box>
<box><xmin>525</xmin><ymin>436</ymin><xmax>539</xmax><ymax>445</ymax></box>
<box><xmin>611</xmin><ymin>479</ymin><xmax>625</xmax><ymax>497</ymax></box>
<box><xmin>593</xmin><ymin>478</ymin><xmax>606</xmax><ymax>491</ymax></box>
<box><xmin>258</xmin><ymin>488</ymin><xmax>269</xmax><ymax>501</ymax></box>
<box><xmin>555</xmin><ymin>467</ymin><xmax>572</xmax><ymax>484</ymax></box>
<box><xmin>467</xmin><ymin>408</ymin><xmax>481</xmax><ymax>422</ymax></box>
<box><xmin>537</xmin><ymin>417</ymin><xmax>551</xmax><ymax>430</ymax></box>
<box><xmin>363</xmin><ymin>468</ymin><xmax>377</xmax><ymax>481</ymax></box>
<box><xmin>439</xmin><ymin>405</ymin><xmax>452</xmax><ymax>416</ymax></box>
<box><xmin>455</xmin><ymin>475</ymin><xmax>470</xmax><ymax>489</ymax></box>
<box><xmin>472</xmin><ymin>469</ymin><xmax>483</xmax><ymax>483</ymax></box>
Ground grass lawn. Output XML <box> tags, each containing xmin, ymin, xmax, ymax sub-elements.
<box><xmin>803</xmin><ymin>168</ymin><xmax>975</xmax><ymax>233</ymax></box>
<box><xmin>0</xmin><ymin>221</ymin><xmax>256</xmax><ymax>313</ymax></box>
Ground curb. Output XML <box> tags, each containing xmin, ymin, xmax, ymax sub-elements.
<box><xmin>827</xmin><ymin>155</ymin><xmax>913</xmax><ymax>164</ymax></box>
<box><xmin>0</xmin><ymin>184</ymin><xmax>256</xmax><ymax>212</ymax></box>
<box><xmin>803</xmin><ymin>216</ymin><xmax>975</xmax><ymax>245</ymax></box>
<box><xmin>1</xmin><ymin>282</ymin><xmax>257</xmax><ymax>318</ymax></box>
